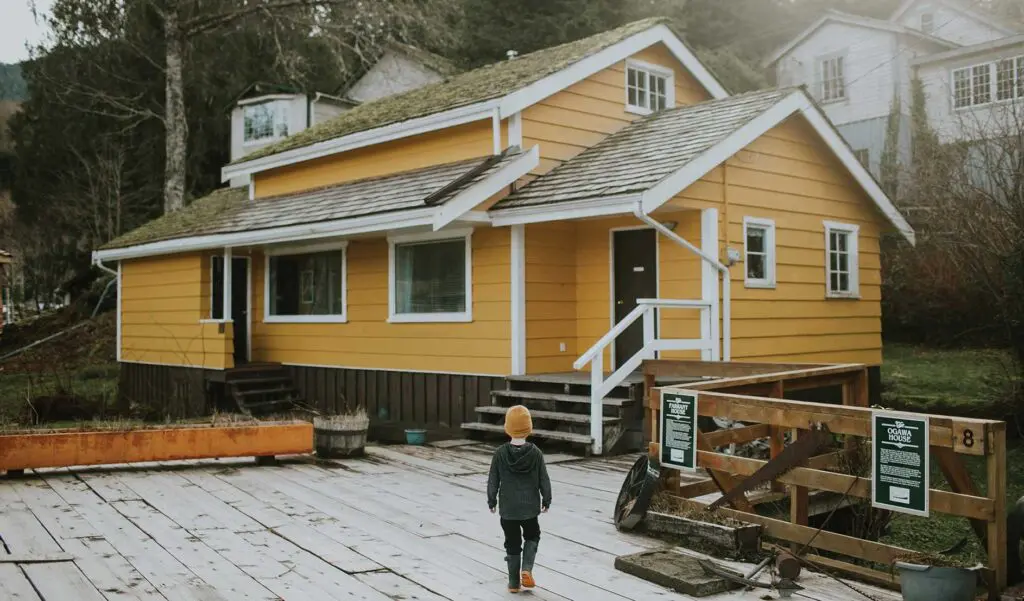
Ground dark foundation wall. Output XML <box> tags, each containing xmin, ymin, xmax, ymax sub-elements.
<box><xmin>118</xmin><ymin>362</ymin><xmax>210</xmax><ymax>419</ymax></box>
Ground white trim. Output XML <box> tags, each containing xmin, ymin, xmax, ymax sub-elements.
<box><xmin>208</xmin><ymin>254</ymin><xmax>253</xmax><ymax>361</ymax></box>
<box><xmin>244</xmin><ymin>256</ymin><xmax>252</xmax><ymax>362</ymax></box>
<box><xmin>700</xmin><ymin>208</ymin><xmax>720</xmax><ymax>361</ymax></box>
<box><xmin>432</xmin><ymin>146</ymin><xmax>540</xmax><ymax>231</ymax></box>
<box><xmin>237</xmin><ymin>93</ymin><xmax>298</xmax><ymax>106</ymax></box>
<box><xmin>94</xmin><ymin>208</ymin><xmax>437</xmax><ymax>262</ymax></box>
<box><xmin>510</xmin><ymin>224</ymin><xmax>526</xmax><ymax>375</ymax></box>
<box><xmin>508</xmin><ymin>112</ymin><xmax>523</xmax><ymax>147</ymax></box>
<box><xmin>280</xmin><ymin>361</ymin><xmax>505</xmax><ymax>378</ymax></box>
<box><xmin>223</xmin><ymin>247</ymin><xmax>232</xmax><ymax>322</ymax></box>
<box><xmin>491</xmin><ymin>108</ymin><xmax>501</xmax><ymax>155</ymax></box>
<box><xmin>824</xmin><ymin>220</ymin><xmax>861</xmax><ymax>299</ymax></box>
<box><xmin>247</xmin><ymin>178</ymin><xmax>254</xmax><ymax>201</ymax></box>
<box><xmin>388</xmin><ymin>229</ymin><xmax>474</xmax><ymax>323</ymax></box>
<box><xmin>639</xmin><ymin>90</ymin><xmax>915</xmax><ymax>244</ymax></box>
<box><xmin>742</xmin><ymin>216</ymin><xmax>777</xmax><ymax>289</ymax></box>
<box><xmin>624</xmin><ymin>58</ymin><xmax>676</xmax><ymax>115</ymax></box>
<box><xmin>609</xmin><ymin>226</ymin><xmax>659</xmax><ymax>370</ymax></box>
<box><xmin>490</xmin><ymin>194</ymin><xmax>640</xmax><ymax>226</ymax></box>
<box><xmin>116</xmin><ymin>261</ymin><xmax>122</xmax><ymax>362</ymax></box>
<box><xmin>262</xmin><ymin>242</ymin><xmax>348</xmax><ymax>324</ymax></box>
<box><xmin>222</xmin><ymin>101</ymin><xmax>500</xmax><ymax>183</ymax></box>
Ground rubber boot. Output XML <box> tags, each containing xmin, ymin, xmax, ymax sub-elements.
<box><xmin>521</xmin><ymin>540</ymin><xmax>538</xmax><ymax>588</ymax></box>
<box><xmin>505</xmin><ymin>555</ymin><xmax>521</xmax><ymax>593</ymax></box>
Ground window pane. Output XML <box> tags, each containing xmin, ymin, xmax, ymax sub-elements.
<box><xmin>954</xmin><ymin>69</ymin><xmax>971</xmax><ymax>108</ymax></box>
<box><xmin>628</xmin><ymin>86</ymin><xmax>638</xmax><ymax>106</ymax></box>
<box><xmin>997</xmin><ymin>59</ymin><xmax>1015</xmax><ymax>101</ymax></box>
<box><xmin>270</xmin><ymin>251</ymin><xmax>343</xmax><ymax>316</ymax></box>
<box><xmin>835</xmin><ymin>231</ymin><xmax>848</xmax><ymax>252</ymax></box>
<box><xmin>746</xmin><ymin>227</ymin><xmax>765</xmax><ymax>253</ymax></box>
<box><xmin>395</xmin><ymin>239</ymin><xmax>466</xmax><ymax>314</ymax></box>
<box><xmin>1018</xmin><ymin>57</ymin><xmax>1024</xmax><ymax>98</ymax></box>
<box><xmin>830</xmin><ymin>272</ymin><xmax>840</xmax><ymax>292</ymax></box>
<box><xmin>837</xmin><ymin>251</ymin><xmax>849</xmax><ymax>272</ymax></box>
<box><xmin>973</xmin><ymin>64</ymin><xmax>991</xmax><ymax>104</ymax></box>
<box><xmin>628</xmin><ymin>68</ymin><xmax>637</xmax><ymax>88</ymax></box>
<box><xmin>211</xmin><ymin>256</ymin><xmax>224</xmax><ymax>320</ymax></box>
<box><xmin>830</xmin><ymin>251</ymin><xmax>838</xmax><ymax>272</ymax></box>
<box><xmin>747</xmin><ymin>254</ymin><xmax>765</xmax><ymax>280</ymax></box>
<box><xmin>838</xmin><ymin>273</ymin><xmax>850</xmax><ymax>292</ymax></box>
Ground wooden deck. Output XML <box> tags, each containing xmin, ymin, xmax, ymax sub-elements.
<box><xmin>0</xmin><ymin>443</ymin><xmax>900</xmax><ymax>601</ymax></box>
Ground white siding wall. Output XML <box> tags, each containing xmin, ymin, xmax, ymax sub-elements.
<box><xmin>895</xmin><ymin>2</ymin><xmax>1007</xmax><ymax>46</ymax></box>
<box><xmin>775</xmin><ymin>23</ymin><xmax>900</xmax><ymax>126</ymax></box>
<box><xmin>312</xmin><ymin>100</ymin><xmax>348</xmax><ymax>125</ymax></box>
<box><xmin>346</xmin><ymin>51</ymin><xmax>447</xmax><ymax>104</ymax></box>
<box><xmin>917</xmin><ymin>43</ymin><xmax>1024</xmax><ymax>143</ymax></box>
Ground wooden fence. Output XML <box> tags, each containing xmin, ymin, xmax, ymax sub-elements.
<box><xmin>643</xmin><ymin>360</ymin><xmax>1007</xmax><ymax>598</ymax></box>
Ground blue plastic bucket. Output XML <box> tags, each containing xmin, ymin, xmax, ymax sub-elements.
<box><xmin>405</xmin><ymin>429</ymin><xmax>427</xmax><ymax>445</ymax></box>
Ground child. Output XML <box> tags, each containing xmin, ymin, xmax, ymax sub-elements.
<box><xmin>487</xmin><ymin>405</ymin><xmax>552</xmax><ymax>593</ymax></box>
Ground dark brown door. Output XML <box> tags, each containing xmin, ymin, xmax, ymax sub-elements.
<box><xmin>230</xmin><ymin>258</ymin><xmax>249</xmax><ymax>365</ymax></box>
<box><xmin>613</xmin><ymin>229</ymin><xmax>657</xmax><ymax>369</ymax></box>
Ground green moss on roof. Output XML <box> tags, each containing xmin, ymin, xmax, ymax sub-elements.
<box><xmin>234</xmin><ymin>17</ymin><xmax>670</xmax><ymax>164</ymax></box>
<box><xmin>388</xmin><ymin>42</ymin><xmax>461</xmax><ymax>78</ymax></box>
<box><xmin>101</xmin><ymin>187</ymin><xmax>247</xmax><ymax>250</ymax></box>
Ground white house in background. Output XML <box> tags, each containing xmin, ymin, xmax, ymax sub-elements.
<box><xmin>765</xmin><ymin>0</ymin><xmax>1018</xmax><ymax>178</ymax></box>
<box><xmin>228</xmin><ymin>43</ymin><xmax>459</xmax><ymax>187</ymax></box>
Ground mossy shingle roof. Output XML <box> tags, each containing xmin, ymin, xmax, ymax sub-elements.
<box><xmin>103</xmin><ymin>150</ymin><xmax>526</xmax><ymax>250</ymax></box>
<box><xmin>233</xmin><ymin>18</ymin><xmax>670</xmax><ymax>164</ymax></box>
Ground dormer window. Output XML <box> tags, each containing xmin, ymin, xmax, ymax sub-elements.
<box><xmin>625</xmin><ymin>60</ymin><xmax>675</xmax><ymax>115</ymax></box>
<box><xmin>921</xmin><ymin>12</ymin><xmax>935</xmax><ymax>34</ymax></box>
<box><xmin>243</xmin><ymin>100</ymin><xmax>289</xmax><ymax>144</ymax></box>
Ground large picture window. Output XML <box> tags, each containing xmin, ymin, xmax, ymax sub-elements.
<box><xmin>265</xmin><ymin>246</ymin><xmax>346</xmax><ymax>323</ymax></box>
<box><xmin>389</xmin><ymin>232</ymin><xmax>472</xmax><ymax>323</ymax></box>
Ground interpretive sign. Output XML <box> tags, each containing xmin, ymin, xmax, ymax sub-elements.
<box><xmin>871</xmin><ymin>411</ymin><xmax>930</xmax><ymax>517</ymax></box>
<box><xmin>660</xmin><ymin>389</ymin><xmax>698</xmax><ymax>472</ymax></box>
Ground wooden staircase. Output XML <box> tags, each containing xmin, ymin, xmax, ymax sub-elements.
<box><xmin>225</xmin><ymin>363</ymin><xmax>302</xmax><ymax>416</ymax></box>
<box><xmin>460</xmin><ymin>374</ymin><xmax>643</xmax><ymax>455</ymax></box>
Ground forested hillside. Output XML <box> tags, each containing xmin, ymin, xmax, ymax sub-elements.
<box><xmin>0</xmin><ymin>64</ymin><xmax>26</xmax><ymax>102</ymax></box>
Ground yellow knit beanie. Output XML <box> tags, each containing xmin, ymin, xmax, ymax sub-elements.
<box><xmin>504</xmin><ymin>405</ymin><xmax>533</xmax><ymax>439</ymax></box>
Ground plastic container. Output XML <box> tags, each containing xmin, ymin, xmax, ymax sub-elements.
<box><xmin>405</xmin><ymin>429</ymin><xmax>427</xmax><ymax>445</ymax></box>
<box><xmin>895</xmin><ymin>562</ymin><xmax>978</xmax><ymax>601</ymax></box>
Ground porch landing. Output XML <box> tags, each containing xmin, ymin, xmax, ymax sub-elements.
<box><xmin>0</xmin><ymin>444</ymin><xmax>897</xmax><ymax>601</ymax></box>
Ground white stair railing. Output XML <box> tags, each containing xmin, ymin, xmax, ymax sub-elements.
<box><xmin>573</xmin><ymin>298</ymin><xmax>716</xmax><ymax>455</ymax></box>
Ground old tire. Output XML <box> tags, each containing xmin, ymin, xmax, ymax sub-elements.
<box><xmin>614</xmin><ymin>454</ymin><xmax>659</xmax><ymax>531</ymax></box>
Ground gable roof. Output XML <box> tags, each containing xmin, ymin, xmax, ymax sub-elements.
<box><xmin>890</xmin><ymin>0</ymin><xmax>1019</xmax><ymax>35</ymax></box>
<box><xmin>763</xmin><ymin>9</ymin><xmax>958</xmax><ymax>67</ymax></box>
<box><xmin>911</xmin><ymin>32</ymin><xmax>1024</xmax><ymax>65</ymax></box>
<box><xmin>385</xmin><ymin>42</ymin><xmax>461</xmax><ymax>78</ymax></box>
<box><xmin>99</xmin><ymin>147</ymin><xmax>537</xmax><ymax>258</ymax></box>
<box><xmin>493</xmin><ymin>88</ymin><xmax>914</xmax><ymax>244</ymax></box>
<box><xmin>222</xmin><ymin>18</ymin><xmax>728</xmax><ymax>182</ymax></box>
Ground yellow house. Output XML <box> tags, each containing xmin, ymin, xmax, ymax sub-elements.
<box><xmin>94</xmin><ymin>18</ymin><xmax>913</xmax><ymax>454</ymax></box>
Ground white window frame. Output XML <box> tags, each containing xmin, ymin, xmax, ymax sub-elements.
<box><xmin>263</xmin><ymin>240</ymin><xmax>348</xmax><ymax>324</ymax></box>
<box><xmin>818</xmin><ymin>52</ymin><xmax>847</xmax><ymax>103</ymax></box>
<box><xmin>824</xmin><ymin>221</ymin><xmax>860</xmax><ymax>299</ymax></box>
<box><xmin>243</xmin><ymin>100</ymin><xmax>290</xmax><ymax>145</ymax></box>
<box><xmin>624</xmin><ymin>59</ymin><xmax>676</xmax><ymax>116</ymax></box>
<box><xmin>952</xmin><ymin>55</ymin><xmax>1024</xmax><ymax>110</ymax></box>
<box><xmin>388</xmin><ymin>229</ymin><xmax>473</xmax><ymax>324</ymax></box>
<box><xmin>743</xmin><ymin>217</ymin><xmax>776</xmax><ymax>289</ymax></box>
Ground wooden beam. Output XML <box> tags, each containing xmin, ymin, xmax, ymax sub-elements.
<box><xmin>987</xmin><ymin>422</ymin><xmax>1007</xmax><ymax>595</ymax></box>
<box><xmin>678</xmin><ymin>478</ymin><xmax>719</xmax><ymax>499</ymax></box>
<box><xmin>0</xmin><ymin>554</ymin><xmax>74</xmax><ymax>564</ymax></box>
<box><xmin>687</xmin><ymin>364</ymin><xmax>866</xmax><ymax>391</ymax></box>
<box><xmin>800</xmin><ymin>553</ymin><xmax>899</xmax><ymax>591</ymax></box>
<box><xmin>643</xmin><ymin>359</ymin><xmax>827</xmax><ymax>379</ymax></box>
<box><xmin>934</xmin><ymin>446</ymin><xmax>988</xmax><ymax>544</ymax></box>
<box><xmin>696</xmin><ymin>432</ymin><xmax>756</xmax><ymax>513</ymax></box>
<box><xmin>702</xmin><ymin>424</ymin><xmax>771</xmax><ymax>447</ymax></box>
<box><xmin>769</xmin><ymin>381</ymin><xmax>786</xmax><ymax>493</ymax></box>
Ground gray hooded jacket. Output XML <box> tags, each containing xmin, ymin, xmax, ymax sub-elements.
<box><xmin>487</xmin><ymin>442</ymin><xmax>553</xmax><ymax>521</ymax></box>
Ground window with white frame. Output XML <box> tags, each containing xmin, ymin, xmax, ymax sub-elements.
<box><xmin>824</xmin><ymin>222</ymin><xmax>859</xmax><ymax>298</ymax></box>
<box><xmin>743</xmin><ymin>217</ymin><xmax>776</xmax><ymax>288</ymax></box>
<box><xmin>953</xmin><ymin>56</ymin><xmax>1024</xmax><ymax>108</ymax></box>
<box><xmin>266</xmin><ymin>246</ymin><xmax>346</xmax><ymax>322</ymax></box>
<box><xmin>819</xmin><ymin>55</ymin><xmax>846</xmax><ymax>102</ymax></box>
<box><xmin>625</xmin><ymin>61</ymin><xmax>673</xmax><ymax>114</ymax></box>
<box><xmin>389</xmin><ymin>232</ymin><xmax>471</xmax><ymax>322</ymax></box>
<box><xmin>920</xmin><ymin>12</ymin><xmax>935</xmax><ymax>34</ymax></box>
<box><xmin>243</xmin><ymin>100</ymin><xmax>289</xmax><ymax>143</ymax></box>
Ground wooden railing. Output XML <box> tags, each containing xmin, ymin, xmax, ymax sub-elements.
<box><xmin>643</xmin><ymin>361</ymin><xmax>1007</xmax><ymax>598</ymax></box>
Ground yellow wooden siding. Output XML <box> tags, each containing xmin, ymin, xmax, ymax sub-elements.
<box><xmin>250</xmin><ymin>228</ymin><xmax>511</xmax><ymax>375</ymax></box>
<box><xmin>521</xmin><ymin>43</ymin><xmax>712</xmax><ymax>177</ymax></box>
<box><xmin>667</xmin><ymin>114</ymin><xmax>885</xmax><ymax>365</ymax></box>
<box><xmin>253</xmin><ymin>121</ymin><xmax>494</xmax><ymax>198</ymax></box>
<box><xmin>120</xmin><ymin>254</ymin><xmax>233</xmax><ymax>369</ymax></box>
<box><xmin>525</xmin><ymin>221</ymin><xmax>578</xmax><ymax>373</ymax></box>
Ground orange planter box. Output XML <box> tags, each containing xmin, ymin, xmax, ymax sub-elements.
<box><xmin>0</xmin><ymin>420</ymin><xmax>313</xmax><ymax>472</ymax></box>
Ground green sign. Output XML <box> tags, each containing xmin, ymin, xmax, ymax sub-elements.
<box><xmin>660</xmin><ymin>389</ymin><xmax>698</xmax><ymax>472</ymax></box>
<box><xmin>872</xmin><ymin>411</ymin><xmax>930</xmax><ymax>517</ymax></box>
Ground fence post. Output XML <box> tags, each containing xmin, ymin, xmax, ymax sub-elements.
<box><xmin>591</xmin><ymin>352</ymin><xmax>604</xmax><ymax>456</ymax></box>
<box><xmin>769</xmin><ymin>380</ymin><xmax>786</xmax><ymax>493</ymax></box>
<box><xmin>987</xmin><ymin>422</ymin><xmax>1007</xmax><ymax>595</ymax></box>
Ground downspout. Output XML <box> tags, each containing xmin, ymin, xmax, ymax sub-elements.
<box><xmin>92</xmin><ymin>255</ymin><xmax>118</xmax><ymax>319</ymax></box>
<box><xmin>632</xmin><ymin>203</ymin><xmax>731</xmax><ymax>361</ymax></box>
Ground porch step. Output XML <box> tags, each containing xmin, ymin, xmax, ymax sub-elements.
<box><xmin>225</xmin><ymin>362</ymin><xmax>300</xmax><ymax>416</ymax></box>
<box><xmin>461</xmin><ymin>422</ymin><xmax>592</xmax><ymax>445</ymax></box>
<box><xmin>475</xmin><ymin>405</ymin><xmax>620</xmax><ymax>424</ymax></box>
<box><xmin>491</xmin><ymin>389</ymin><xmax>633</xmax><ymax>407</ymax></box>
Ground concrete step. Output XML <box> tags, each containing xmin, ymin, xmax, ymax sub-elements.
<box><xmin>491</xmin><ymin>389</ymin><xmax>633</xmax><ymax>407</ymax></box>
<box><xmin>475</xmin><ymin>405</ymin><xmax>620</xmax><ymax>424</ymax></box>
<box><xmin>461</xmin><ymin>422</ymin><xmax>592</xmax><ymax>445</ymax></box>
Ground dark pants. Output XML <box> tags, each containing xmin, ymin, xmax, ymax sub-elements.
<box><xmin>501</xmin><ymin>517</ymin><xmax>541</xmax><ymax>555</ymax></box>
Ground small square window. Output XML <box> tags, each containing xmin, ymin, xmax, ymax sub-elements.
<box><xmin>389</xmin><ymin>233</ymin><xmax>472</xmax><ymax>323</ymax></box>
<box><xmin>921</xmin><ymin>12</ymin><xmax>935</xmax><ymax>34</ymax></box>
<box><xmin>625</xmin><ymin>61</ymin><xmax>674</xmax><ymax>115</ymax></box>
<box><xmin>243</xmin><ymin>100</ymin><xmax>290</xmax><ymax>144</ymax></box>
<box><xmin>824</xmin><ymin>221</ymin><xmax>859</xmax><ymax>298</ymax></box>
<box><xmin>820</xmin><ymin>55</ymin><xmax>846</xmax><ymax>102</ymax></box>
<box><xmin>744</xmin><ymin>217</ymin><xmax>776</xmax><ymax>289</ymax></box>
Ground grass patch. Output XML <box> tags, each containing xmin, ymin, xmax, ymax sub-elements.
<box><xmin>881</xmin><ymin>343</ymin><xmax>1015</xmax><ymax>415</ymax></box>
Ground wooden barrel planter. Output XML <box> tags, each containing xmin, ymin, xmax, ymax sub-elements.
<box><xmin>314</xmin><ymin>414</ymin><xmax>370</xmax><ymax>458</ymax></box>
